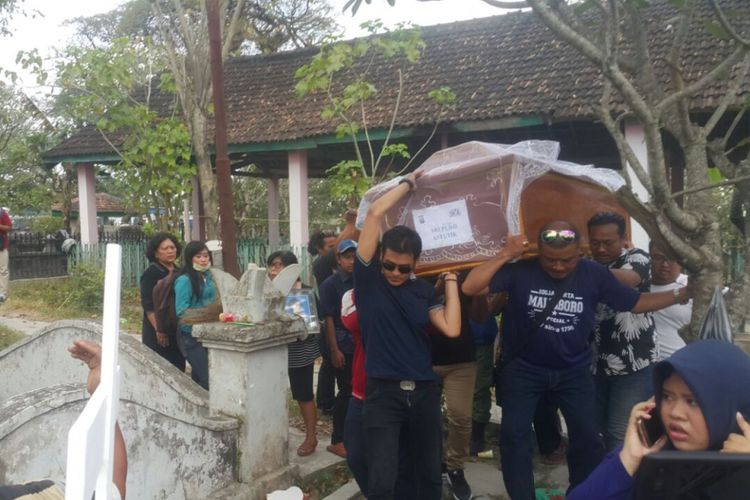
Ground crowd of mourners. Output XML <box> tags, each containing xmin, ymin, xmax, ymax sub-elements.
<box><xmin>137</xmin><ymin>172</ymin><xmax>750</xmax><ymax>500</ymax></box>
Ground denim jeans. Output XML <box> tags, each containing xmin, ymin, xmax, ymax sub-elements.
<box><xmin>499</xmin><ymin>360</ymin><xmax>604</xmax><ymax>499</ymax></box>
<box><xmin>594</xmin><ymin>365</ymin><xmax>655</xmax><ymax>451</ymax></box>
<box><xmin>364</xmin><ymin>379</ymin><xmax>442</xmax><ymax>500</ymax></box>
<box><xmin>534</xmin><ymin>393</ymin><xmax>562</xmax><ymax>455</ymax></box>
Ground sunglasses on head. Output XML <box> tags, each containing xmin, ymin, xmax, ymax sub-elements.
<box><xmin>540</xmin><ymin>229</ymin><xmax>577</xmax><ymax>243</ymax></box>
<box><xmin>382</xmin><ymin>260</ymin><xmax>413</xmax><ymax>275</ymax></box>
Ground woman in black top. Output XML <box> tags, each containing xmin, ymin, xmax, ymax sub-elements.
<box><xmin>140</xmin><ymin>233</ymin><xmax>185</xmax><ymax>370</ymax></box>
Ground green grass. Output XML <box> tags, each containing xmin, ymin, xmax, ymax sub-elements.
<box><xmin>4</xmin><ymin>279</ymin><xmax>143</xmax><ymax>333</ymax></box>
<box><xmin>0</xmin><ymin>324</ymin><xmax>25</xmax><ymax>350</ymax></box>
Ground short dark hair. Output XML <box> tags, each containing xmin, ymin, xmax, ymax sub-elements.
<box><xmin>587</xmin><ymin>212</ymin><xmax>626</xmax><ymax>237</ymax></box>
<box><xmin>538</xmin><ymin>221</ymin><xmax>580</xmax><ymax>249</ymax></box>
<box><xmin>267</xmin><ymin>250</ymin><xmax>298</xmax><ymax>268</ymax></box>
<box><xmin>381</xmin><ymin>225</ymin><xmax>422</xmax><ymax>260</ymax></box>
<box><xmin>307</xmin><ymin>230</ymin><xmax>335</xmax><ymax>256</ymax></box>
<box><xmin>146</xmin><ymin>233</ymin><xmax>182</xmax><ymax>263</ymax></box>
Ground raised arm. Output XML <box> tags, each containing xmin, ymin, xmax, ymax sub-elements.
<box><xmin>357</xmin><ymin>172</ymin><xmax>419</xmax><ymax>263</ymax></box>
<box><xmin>429</xmin><ymin>272</ymin><xmax>461</xmax><ymax>338</ymax></box>
<box><xmin>462</xmin><ymin>235</ymin><xmax>527</xmax><ymax>296</ymax></box>
<box><xmin>335</xmin><ymin>209</ymin><xmax>360</xmax><ymax>245</ymax></box>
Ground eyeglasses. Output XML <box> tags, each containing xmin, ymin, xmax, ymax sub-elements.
<box><xmin>540</xmin><ymin>229</ymin><xmax>577</xmax><ymax>243</ymax></box>
<box><xmin>382</xmin><ymin>260</ymin><xmax>413</xmax><ymax>275</ymax></box>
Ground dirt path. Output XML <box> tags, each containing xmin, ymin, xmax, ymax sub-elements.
<box><xmin>0</xmin><ymin>311</ymin><xmax>51</xmax><ymax>335</ymax></box>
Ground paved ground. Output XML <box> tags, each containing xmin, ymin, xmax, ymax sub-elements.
<box><xmin>0</xmin><ymin>311</ymin><xmax>50</xmax><ymax>335</ymax></box>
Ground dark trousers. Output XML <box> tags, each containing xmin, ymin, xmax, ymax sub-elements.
<box><xmin>332</xmin><ymin>353</ymin><xmax>354</xmax><ymax>444</ymax></box>
<box><xmin>499</xmin><ymin>360</ymin><xmax>603</xmax><ymax>499</ymax></box>
<box><xmin>179</xmin><ymin>331</ymin><xmax>209</xmax><ymax>390</ymax></box>
<box><xmin>534</xmin><ymin>394</ymin><xmax>562</xmax><ymax>455</ymax></box>
<box><xmin>316</xmin><ymin>334</ymin><xmax>336</xmax><ymax>411</ymax></box>
<box><xmin>364</xmin><ymin>379</ymin><xmax>442</xmax><ymax>500</ymax></box>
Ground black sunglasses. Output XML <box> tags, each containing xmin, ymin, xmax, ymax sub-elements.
<box><xmin>540</xmin><ymin>229</ymin><xmax>577</xmax><ymax>243</ymax></box>
<box><xmin>382</xmin><ymin>260</ymin><xmax>413</xmax><ymax>275</ymax></box>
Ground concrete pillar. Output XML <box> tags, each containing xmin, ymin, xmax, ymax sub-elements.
<box><xmin>182</xmin><ymin>199</ymin><xmax>191</xmax><ymax>242</ymax></box>
<box><xmin>76</xmin><ymin>163</ymin><xmax>98</xmax><ymax>245</ymax></box>
<box><xmin>267</xmin><ymin>176</ymin><xmax>280</xmax><ymax>247</ymax></box>
<box><xmin>288</xmin><ymin>151</ymin><xmax>309</xmax><ymax>249</ymax></box>
<box><xmin>624</xmin><ymin>123</ymin><xmax>650</xmax><ymax>251</ymax></box>
<box><xmin>192</xmin><ymin>319</ymin><xmax>306</xmax><ymax>497</ymax></box>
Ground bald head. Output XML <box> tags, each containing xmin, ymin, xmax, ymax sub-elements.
<box><xmin>538</xmin><ymin>220</ymin><xmax>580</xmax><ymax>249</ymax></box>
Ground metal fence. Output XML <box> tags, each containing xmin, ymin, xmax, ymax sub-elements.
<box><xmin>66</xmin><ymin>239</ymin><xmax>311</xmax><ymax>288</ymax></box>
<box><xmin>8</xmin><ymin>232</ymin><xmax>69</xmax><ymax>280</ymax></box>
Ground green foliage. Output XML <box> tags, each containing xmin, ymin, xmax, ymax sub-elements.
<box><xmin>47</xmin><ymin>38</ymin><xmax>195</xmax><ymax>232</ymax></box>
<box><xmin>0</xmin><ymin>324</ymin><xmax>24</xmax><ymax>351</ymax></box>
<box><xmin>295</xmin><ymin>21</ymin><xmax>454</xmax><ymax>204</ymax></box>
<box><xmin>68</xmin><ymin>263</ymin><xmax>106</xmax><ymax>312</ymax></box>
<box><xmin>327</xmin><ymin>160</ymin><xmax>372</xmax><ymax>204</ymax></box>
<box><xmin>29</xmin><ymin>216</ymin><xmax>65</xmax><ymax>234</ymax></box>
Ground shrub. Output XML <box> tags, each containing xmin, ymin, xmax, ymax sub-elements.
<box><xmin>68</xmin><ymin>263</ymin><xmax>105</xmax><ymax>312</ymax></box>
<box><xmin>29</xmin><ymin>216</ymin><xmax>65</xmax><ymax>234</ymax></box>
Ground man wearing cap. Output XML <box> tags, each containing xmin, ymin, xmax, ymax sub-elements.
<box><xmin>463</xmin><ymin>220</ymin><xmax>691</xmax><ymax>500</ymax></box>
<box><xmin>318</xmin><ymin>239</ymin><xmax>358</xmax><ymax>458</ymax></box>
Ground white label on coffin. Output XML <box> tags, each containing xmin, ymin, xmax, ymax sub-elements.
<box><xmin>412</xmin><ymin>199</ymin><xmax>473</xmax><ymax>251</ymax></box>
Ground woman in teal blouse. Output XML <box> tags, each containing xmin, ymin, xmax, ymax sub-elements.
<box><xmin>174</xmin><ymin>241</ymin><xmax>217</xmax><ymax>390</ymax></box>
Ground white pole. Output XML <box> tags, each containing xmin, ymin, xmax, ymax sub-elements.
<box><xmin>66</xmin><ymin>244</ymin><xmax>122</xmax><ymax>500</ymax></box>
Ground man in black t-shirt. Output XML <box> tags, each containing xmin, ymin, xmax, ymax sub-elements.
<box><xmin>355</xmin><ymin>172</ymin><xmax>462</xmax><ymax>500</ymax></box>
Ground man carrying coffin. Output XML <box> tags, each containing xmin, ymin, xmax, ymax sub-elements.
<box><xmin>462</xmin><ymin>221</ymin><xmax>690</xmax><ymax>499</ymax></box>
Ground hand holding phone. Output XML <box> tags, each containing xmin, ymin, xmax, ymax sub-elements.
<box><xmin>636</xmin><ymin>407</ymin><xmax>665</xmax><ymax>447</ymax></box>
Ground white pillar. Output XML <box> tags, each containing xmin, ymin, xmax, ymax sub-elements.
<box><xmin>624</xmin><ymin>123</ymin><xmax>650</xmax><ymax>251</ymax></box>
<box><xmin>288</xmin><ymin>151</ymin><xmax>309</xmax><ymax>249</ymax></box>
<box><xmin>182</xmin><ymin>199</ymin><xmax>191</xmax><ymax>242</ymax></box>
<box><xmin>76</xmin><ymin>163</ymin><xmax>98</xmax><ymax>245</ymax></box>
<box><xmin>267</xmin><ymin>176</ymin><xmax>280</xmax><ymax>247</ymax></box>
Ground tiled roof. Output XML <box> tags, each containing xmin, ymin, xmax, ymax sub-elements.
<box><xmin>44</xmin><ymin>0</ymin><xmax>750</xmax><ymax>161</ymax></box>
<box><xmin>52</xmin><ymin>193</ymin><xmax>127</xmax><ymax>213</ymax></box>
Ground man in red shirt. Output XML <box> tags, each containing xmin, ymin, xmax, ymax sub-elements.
<box><xmin>0</xmin><ymin>207</ymin><xmax>12</xmax><ymax>302</ymax></box>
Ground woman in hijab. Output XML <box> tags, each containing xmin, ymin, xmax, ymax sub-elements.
<box><xmin>568</xmin><ymin>340</ymin><xmax>750</xmax><ymax>500</ymax></box>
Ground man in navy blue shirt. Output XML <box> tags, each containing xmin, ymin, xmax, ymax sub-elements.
<box><xmin>319</xmin><ymin>239</ymin><xmax>358</xmax><ymax>458</ymax></box>
<box><xmin>355</xmin><ymin>171</ymin><xmax>462</xmax><ymax>500</ymax></box>
<box><xmin>462</xmin><ymin>220</ymin><xmax>690</xmax><ymax>500</ymax></box>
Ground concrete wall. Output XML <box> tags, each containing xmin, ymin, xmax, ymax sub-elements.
<box><xmin>0</xmin><ymin>321</ymin><xmax>241</xmax><ymax>499</ymax></box>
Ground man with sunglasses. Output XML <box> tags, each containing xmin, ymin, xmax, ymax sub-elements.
<box><xmin>355</xmin><ymin>171</ymin><xmax>462</xmax><ymax>500</ymax></box>
<box><xmin>462</xmin><ymin>220</ymin><xmax>690</xmax><ymax>500</ymax></box>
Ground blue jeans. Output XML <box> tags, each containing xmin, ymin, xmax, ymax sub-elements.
<box><xmin>364</xmin><ymin>379</ymin><xmax>442</xmax><ymax>500</ymax></box>
<box><xmin>594</xmin><ymin>365</ymin><xmax>655</xmax><ymax>451</ymax></box>
<box><xmin>499</xmin><ymin>360</ymin><xmax>604</xmax><ymax>499</ymax></box>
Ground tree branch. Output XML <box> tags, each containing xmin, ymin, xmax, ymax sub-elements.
<box><xmin>655</xmin><ymin>46</ymin><xmax>747</xmax><ymax>116</ymax></box>
<box><xmin>701</xmin><ymin>52</ymin><xmax>750</xmax><ymax>139</ymax></box>
<box><xmin>479</xmin><ymin>0</ymin><xmax>529</xmax><ymax>8</ymax></box>
<box><xmin>670</xmin><ymin>174</ymin><xmax>750</xmax><ymax>199</ymax></box>
<box><xmin>373</xmin><ymin>68</ymin><xmax>403</xmax><ymax>176</ymax></box>
<box><xmin>707</xmin><ymin>0</ymin><xmax>750</xmax><ymax>48</ymax></box>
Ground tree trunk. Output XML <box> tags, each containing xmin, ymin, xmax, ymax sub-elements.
<box><xmin>191</xmin><ymin>110</ymin><xmax>219</xmax><ymax>240</ymax></box>
<box><xmin>680</xmin><ymin>143</ymin><xmax>725</xmax><ymax>341</ymax></box>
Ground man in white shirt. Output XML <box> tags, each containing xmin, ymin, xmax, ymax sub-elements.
<box><xmin>649</xmin><ymin>242</ymin><xmax>692</xmax><ymax>360</ymax></box>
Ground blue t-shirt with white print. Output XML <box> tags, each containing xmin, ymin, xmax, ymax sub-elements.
<box><xmin>490</xmin><ymin>258</ymin><xmax>639</xmax><ymax>369</ymax></box>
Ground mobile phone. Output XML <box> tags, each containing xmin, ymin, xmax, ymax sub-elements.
<box><xmin>637</xmin><ymin>409</ymin><xmax>665</xmax><ymax>447</ymax></box>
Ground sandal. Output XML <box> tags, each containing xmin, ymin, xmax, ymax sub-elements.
<box><xmin>297</xmin><ymin>439</ymin><xmax>317</xmax><ymax>457</ymax></box>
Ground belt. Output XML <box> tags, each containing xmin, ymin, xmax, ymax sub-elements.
<box><xmin>367</xmin><ymin>377</ymin><xmax>436</xmax><ymax>391</ymax></box>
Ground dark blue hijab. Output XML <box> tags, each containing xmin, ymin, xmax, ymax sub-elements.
<box><xmin>654</xmin><ymin>340</ymin><xmax>750</xmax><ymax>450</ymax></box>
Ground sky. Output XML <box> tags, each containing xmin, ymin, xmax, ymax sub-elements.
<box><xmin>0</xmin><ymin>0</ymin><xmax>507</xmax><ymax>91</ymax></box>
